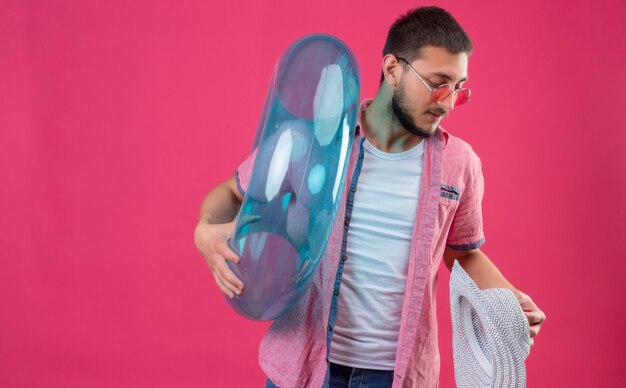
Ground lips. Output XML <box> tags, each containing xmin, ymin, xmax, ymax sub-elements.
<box><xmin>427</xmin><ymin>111</ymin><xmax>442</xmax><ymax>121</ymax></box>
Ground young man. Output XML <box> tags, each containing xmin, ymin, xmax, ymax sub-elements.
<box><xmin>194</xmin><ymin>7</ymin><xmax>545</xmax><ymax>388</ymax></box>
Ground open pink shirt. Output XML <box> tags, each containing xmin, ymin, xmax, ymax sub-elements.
<box><xmin>236</xmin><ymin>100</ymin><xmax>485</xmax><ymax>387</ymax></box>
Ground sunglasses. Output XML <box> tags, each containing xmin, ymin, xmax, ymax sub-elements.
<box><xmin>397</xmin><ymin>57</ymin><xmax>471</xmax><ymax>107</ymax></box>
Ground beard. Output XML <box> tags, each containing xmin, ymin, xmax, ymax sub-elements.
<box><xmin>391</xmin><ymin>86</ymin><xmax>434</xmax><ymax>138</ymax></box>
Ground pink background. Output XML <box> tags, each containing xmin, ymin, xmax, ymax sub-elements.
<box><xmin>1</xmin><ymin>0</ymin><xmax>624</xmax><ymax>387</ymax></box>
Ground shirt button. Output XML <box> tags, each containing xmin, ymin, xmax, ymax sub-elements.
<box><xmin>359</xmin><ymin>153</ymin><xmax>363</xmax><ymax>159</ymax></box>
<box><xmin>334</xmin><ymin>290</ymin><xmax>339</xmax><ymax>296</ymax></box>
<box><xmin>351</xmin><ymin>187</ymin><xmax>356</xmax><ymax>193</ymax></box>
<box><xmin>342</xmin><ymin>255</ymin><xmax>348</xmax><ymax>261</ymax></box>
<box><xmin>327</xmin><ymin>325</ymin><xmax>333</xmax><ymax>332</ymax></box>
<box><xmin>344</xmin><ymin>218</ymin><xmax>350</xmax><ymax>226</ymax></box>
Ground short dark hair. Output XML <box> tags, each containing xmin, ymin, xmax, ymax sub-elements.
<box><xmin>381</xmin><ymin>7</ymin><xmax>473</xmax><ymax>83</ymax></box>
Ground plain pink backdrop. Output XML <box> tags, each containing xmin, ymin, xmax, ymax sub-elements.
<box><xmin>1</xmin><ymin>1</ymin><xmax>624</xmax><ymax>387</ymax></box>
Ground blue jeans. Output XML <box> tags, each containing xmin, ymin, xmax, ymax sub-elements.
<box><xmin>266</xmin><ymin>362</ymin><xmax>394</xmax><ymax>388</ymax></box>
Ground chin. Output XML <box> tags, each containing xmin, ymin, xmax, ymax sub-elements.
<box><xmin>421</xmin><ymin>121</ymin><xmax>438</xmax><ymax>133</ymax></box>
<box><xmin>424</xmin><ymin>124</ymin><xmax>440</xmax><ymax>137</ymax></box>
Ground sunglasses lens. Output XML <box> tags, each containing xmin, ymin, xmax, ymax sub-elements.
<box><xmin>431</xmin><ymin>85</ymin><xmax>452</xmax><ymax>103</ymax></box>
<box><xmin>455</xmin><ymin>89</ymin><xmax>471</xmax><ymax>106</ymax></box>
<box><xmin>429</xmin><ymin>84</ymin><xmax>471</xmax><ymax>107</ymax></box>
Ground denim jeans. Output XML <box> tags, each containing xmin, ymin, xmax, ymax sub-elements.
<box><xmin>265</xmin><ymin>362</ymin><xmax>394</xmax><ymax>388</ymax></box>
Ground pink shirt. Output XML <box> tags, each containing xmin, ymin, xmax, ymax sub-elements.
<box><xmin>236</xmin><ymin>100</ymin><xmax>485</xmax><ymax>387</ymax></box>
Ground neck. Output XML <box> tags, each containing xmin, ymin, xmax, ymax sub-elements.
<box><xmin>361</xmin><ymin>85</ymin><xmax>424</xmax><ymax>153</ymax></box>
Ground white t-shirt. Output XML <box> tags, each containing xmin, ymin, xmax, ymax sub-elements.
<box><xmin>329</xmin><ymin>138</ymin><xmax>425</xmax><ymax>370</ymax></box>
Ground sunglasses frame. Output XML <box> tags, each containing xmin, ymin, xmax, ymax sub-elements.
<box><xmin>396</xmin><ymin>56</ymin><xmax>471</xmax><ymax>107</ymax></box>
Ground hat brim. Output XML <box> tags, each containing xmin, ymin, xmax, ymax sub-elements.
<box><xmin>450</xmin><ymin>261</ymin><xmax>531</xmax><ymax>388</ymax></box>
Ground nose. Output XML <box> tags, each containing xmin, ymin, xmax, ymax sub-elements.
<box><xmin>436</xmin><ymin>92</ymin><xmax>455</xmax><ymax>111</ymax></box>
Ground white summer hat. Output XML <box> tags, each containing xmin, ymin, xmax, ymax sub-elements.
<box><xmin>450</xmin><ymin>260</ymin><xmax>532</xmax><ymax>388</ymax></box>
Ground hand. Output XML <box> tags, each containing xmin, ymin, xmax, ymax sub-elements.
<box><xmin>515</xmin><ymin>290</ymin><xmax>546</xmax><ymax>345</ymax></box>
<box><xmin>194</xmin><ymin>220</ymin><xmax>244</xmax><ymax>298</ymax></box>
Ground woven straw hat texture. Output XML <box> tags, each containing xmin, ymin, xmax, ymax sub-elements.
<box><xmin>450</xmin><ymin>260</ymin><xmax>531</xmax><ymax>388</ymax></box>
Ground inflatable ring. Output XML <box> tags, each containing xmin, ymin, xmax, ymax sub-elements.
<box><xmin>226</xmin><ymin>34</ymin><xmax>360</xmax><ymax>320</ymax></box>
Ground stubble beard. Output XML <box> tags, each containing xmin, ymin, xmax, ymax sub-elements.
<box><xmin>391</xmin><ymin>87</ymin><xmax>435</xmax><ymax>139</ymax></box>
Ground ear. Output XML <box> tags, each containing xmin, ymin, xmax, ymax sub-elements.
<box><xmin>381</xmin><ymin>54</ymin><xmax>401</xmax><ymax>87</ymax></box>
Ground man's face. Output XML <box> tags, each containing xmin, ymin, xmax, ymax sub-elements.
<box><xmin>391</xmin><ymin>46</ymin><xmax>469</xmax><ymax>137</ymax></box>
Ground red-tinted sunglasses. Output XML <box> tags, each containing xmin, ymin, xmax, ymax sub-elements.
<box><xmin>397</xmin><ymin>57</ymin><xmax>471</xmax><ymax>107</ymax></box>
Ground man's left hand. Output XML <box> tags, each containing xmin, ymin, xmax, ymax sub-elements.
<box><xmin>515</xmin><ymin>290</ymin><xmax>546</xmax><ymax>344</ymax></box>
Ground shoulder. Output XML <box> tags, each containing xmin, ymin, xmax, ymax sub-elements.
<box><xmin>438</xmin><ymin>130</ymin><xmax>484</xmax><ymax>194</ymax></box>
<box><xmin>440</xmin><ymin>130</ymin><xmax>482</xmax><ymax>170</ymax></box>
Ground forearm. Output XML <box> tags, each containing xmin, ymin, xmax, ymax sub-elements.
<box><xmin>454</xmin><ymin>249</ymin><xmax>521</xmax><ymax>299</ymax></box>
<box><xmin>197</xmin><ymin>177</ymin><xmax>243</xmax><ymax>225</ymax></box>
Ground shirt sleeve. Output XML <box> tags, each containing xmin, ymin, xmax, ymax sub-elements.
<box><xmin>234</xmin><ymin>147</ymin><xmax>259</xmax><ymax>196</ymax></box>
<box><xmin>446</xmin><ymin>154</ymin><xmax>485</xmax><ymax>251</ymax></box>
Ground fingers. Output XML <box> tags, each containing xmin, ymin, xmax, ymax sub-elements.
<box><xmin>210</xmin><ymin>245</ymin><xmax>244</xmax><ymax>298</ymax></box>
<box><xmin>195</xmin><ymin>221</ymin><xmax>245</xmax><ymax>298</ymax></box>
<box><xmin>220</xmin><ymin>242</ymin><xmax>240</xmax><ymax>265</ymax></box>
<box><xmin>524</xmin><ymin>310</ymin><xmax>546</xmax><ymax>339</ymax></box>
<box><xmin>215</xmin><ymin>241</ymin><xmax>244</xmax><ymax>286</ymax></box>
<box><xmin>526</xmin><ymin>310</ymin><xmax>546</xmax><ymax>325</ymax></box>
<box><xmin>206</xmin><ymin>252</ymin><xmax>243</xmax><ymax>298</ymax></box>
<box><xmin>516</xmin><ymin>290</ymin><xmax>545</xmax><ymax>343</ymax></box>
<box><xmin>529</xmin><ymin>324</ymin><xmax>541</xmax><ymax>338</ymax></box>
<box><xmin>517</xmin><ymin>292</ymin><xmax>537</xmax><ymax>312</ymax></box>
<box><xmin>213</xmin><ymin>272</ymin><xmax>239</xmax><ymax>299</ymax></box>
<box><xmin>217</xmin><ymin>258</ymin><xmax>244</xmax><ymax>288</ymax></box>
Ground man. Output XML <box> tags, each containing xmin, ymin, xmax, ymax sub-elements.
<box><xmin>194</xmin><ymin>6</ymin><xmax>545</xmax><ymax>388</ymax></box>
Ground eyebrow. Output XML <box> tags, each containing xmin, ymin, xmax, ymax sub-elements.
<box><xmin>430</xmin><ymin>72</ymin><xmax>468</xmax><ymax>83</ymax></box>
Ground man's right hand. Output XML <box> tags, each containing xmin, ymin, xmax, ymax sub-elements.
<box><xmin>194</xmin><ymin>220</ymin><xmax>244</xmax><ymax>298</ymax></box>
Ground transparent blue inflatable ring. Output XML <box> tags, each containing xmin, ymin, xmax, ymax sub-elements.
<box><xmin>226</xmin><ymin>34</ymin><xmax>360</xmax><ymax>320</ymax></box>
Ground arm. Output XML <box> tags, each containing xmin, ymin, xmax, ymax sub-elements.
<box><xmin>444</xmin><ymin>150</ymin><xmax>545</xmax><ymax>341</ymax></box>
<box><xmin>197</xmin><ymin>176</ymin><xmax>244</xmax><ymax>224</ymax></box>
<box><xmin>443</xmin><ymin>247</ymin><xmax>515</xmax><ymax>290</ymax></box>
<box><xmin>443</xmin><ymin>247</ymin><xmax>546</xmax><ymax>340</ymax></box>
<box><xmin>194</xmin><ymin>176</ymin><xmax>245</xmax><ymax>298</ymax></box>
